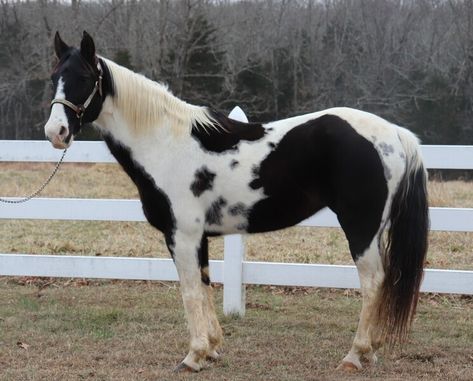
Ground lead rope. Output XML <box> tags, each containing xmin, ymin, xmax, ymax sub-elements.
<box><xmin>0</xmin><ymin>148</ymin><xmax>67</xmax><ymax>204</ymax></box>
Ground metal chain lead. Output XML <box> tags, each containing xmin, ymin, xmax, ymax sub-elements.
<box><xmin>0</xmin><ymin>149</ymin><xmax>67</xmax><ymax>204</ymax></box>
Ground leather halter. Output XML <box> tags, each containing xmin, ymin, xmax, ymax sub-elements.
<box><xmin>50</xmin><ymin>63</ymin><xmax>103</xmax><ymax>124</ymax></box>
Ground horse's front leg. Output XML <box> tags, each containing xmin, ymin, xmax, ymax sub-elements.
<box><xmin>199</xmin><ymin>236</ymin><xmax>223</xmax><ymax>360</ymax></box>
<box><xmin>172</xmin><ymin>229</ymin><xmax>212</xmax><ymax>372</ymax></box>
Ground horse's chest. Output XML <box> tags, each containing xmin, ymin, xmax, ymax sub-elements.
<box><xmin>148</xmin><ymin>141</ymin><xmax>274</xmax><ymax>234</ymax></box>
<box><xmin>168</xmin><ymin>156</ymin><xmax>265</xmax><ymax>234</ymax></box>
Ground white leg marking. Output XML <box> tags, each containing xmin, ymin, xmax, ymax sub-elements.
<box><xmin>340</xmin><ymin>237</ymin><xmax>385</xmax><ymax>370</ymax></box>
<box><xmin>173</xmin><ymin>230</ymin><xmax>209</xmax><ymax>371</ymax></box>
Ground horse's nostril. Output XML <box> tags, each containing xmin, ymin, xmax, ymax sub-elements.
<box><xmin>59</xmin><ymin>125</ymin><xmax>68</xmax><ymax>136</ymax></box>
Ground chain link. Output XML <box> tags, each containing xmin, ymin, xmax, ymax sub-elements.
<box><xmin>0</xmin><ymin>149</ymin><xmax>67</xmax><ymax>204</ymax></box>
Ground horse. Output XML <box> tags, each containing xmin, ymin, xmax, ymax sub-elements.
<box><xmin>44</xmin><ymin>31</ymin><xmax>429</xmax><ymax>372</ymax></box>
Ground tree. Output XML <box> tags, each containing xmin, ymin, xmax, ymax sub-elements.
<box><xmin>164</xmin><ymin>9</ymin><xmax>228</xmax><ymax>109</ymax></box>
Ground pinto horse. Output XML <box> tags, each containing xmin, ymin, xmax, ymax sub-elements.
<box><xmin>44</xmin><ymin>32</ymin><xmax>429</xmax><ymax>372</ymax></box>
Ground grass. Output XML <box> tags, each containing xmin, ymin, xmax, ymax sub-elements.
<box><xmin>0</xmin><ymin>280</ymin><xmax>472</xmax><ymax>380</ymax></box>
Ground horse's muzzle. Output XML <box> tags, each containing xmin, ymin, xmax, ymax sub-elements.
<box><xmin>45</xmin><ymin>122</ymin><xmax>73</xmax><ymax>149</ymax></box>
<box><xmin>47</xmin><ymin>133</ymin><xmax>72</xmax><ymax>149</ymax></box>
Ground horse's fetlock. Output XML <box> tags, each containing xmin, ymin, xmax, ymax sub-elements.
<box><xmin>190</xmin><ymin>336</ymin><xmax>210</xmax><ymax>355</ymax></box>
<box><xmin>209</xmin><ymin>331</ymin><xmax>223</xmax><ymax>349</ymax></box>
<box><xmin>354</xmin><ymin>339</ymin><xmax>372</xmax><ymax>355</ymax></box>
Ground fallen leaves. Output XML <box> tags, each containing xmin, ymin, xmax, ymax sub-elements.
<box><xmin>16</xmin><ymin>341</ymin><xmax>29</xmax><ymax>350</ymax></box>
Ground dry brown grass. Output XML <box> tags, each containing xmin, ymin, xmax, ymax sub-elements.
<box><xmin>428</xmin><ymin>179</ymin><xmax>473</xmax><ymax>208</ymax></box>
<box><xmin>0</xmin><ymin>280</ymin><xmax>472</xmax><ymax>381</ymax></box>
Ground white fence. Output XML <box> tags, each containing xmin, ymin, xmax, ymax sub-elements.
<box><xmin>1</xmin><ymin>121</ymin><xmax>472</xmax><ymax>316</ymax></box>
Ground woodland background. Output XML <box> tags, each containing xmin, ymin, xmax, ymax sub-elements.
<box><xmin>1</xmin><ymin>0</ymin><xmax>473</xmax><ymax>144</ymax></box>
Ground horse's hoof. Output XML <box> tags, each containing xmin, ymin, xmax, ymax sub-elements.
<box><xmin>336</xmin><ymin>360</ymin><xmax>362</xmax><ymax>372</ymax></box>
<box><xmin>206</xmin><ymin>350</ymin><xmax>220</xmax><ymax>362</ymax></box>
<box><xmin>173</xmin><ymin>362</ymin><xmax>199</xmax><ymax>373</ymax></box>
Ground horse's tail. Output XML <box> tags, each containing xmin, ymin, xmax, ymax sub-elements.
<box><xmin>378</xmin><ymin>127</ymin><xmax>429</xmax><ymax>345</ymax></box>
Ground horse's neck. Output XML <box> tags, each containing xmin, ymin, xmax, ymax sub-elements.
<box><xmin>99</xmin><ymin>58</ymin><xmax>211</xmax><ymax>135</ymax></box>
<box><xmin>96</xmin><ymin>98</ymin><xmax>183</xmax><ymax>155</ymax></box>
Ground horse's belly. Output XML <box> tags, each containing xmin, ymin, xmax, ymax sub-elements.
<box><xmin>246</xmin><ymin>191</ymin><xmax>326</xmax><ymax>233</ymax></box>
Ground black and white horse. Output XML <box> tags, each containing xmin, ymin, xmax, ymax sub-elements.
<box><xmin>44</xmin><ymin>32</ymin><xmax>429</xmax><ymax>372</ymax></box>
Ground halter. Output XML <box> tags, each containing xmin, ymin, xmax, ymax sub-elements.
<box><xmin>50</xmin><ymin>63</ymin><xmax>103</xmax><ymax>125</ymax></box>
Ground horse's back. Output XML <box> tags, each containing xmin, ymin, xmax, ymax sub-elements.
<box><xmin>269</xmin><ymin>107</ymin><xmax>399</xmax><ymax>142</ymax></box>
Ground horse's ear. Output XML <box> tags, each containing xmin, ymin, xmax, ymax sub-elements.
<box><xmin>54</xmin><ymin>31</ymin><xmax>69</xmax><ymax>59</ymax></box>
<box><xmin>80</xmin><ymin>31</ymin><xmax>96</xmax><ymax>65</ymax></box>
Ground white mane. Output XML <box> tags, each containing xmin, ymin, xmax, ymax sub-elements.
<box><xmin>102</xmin><ymin>58</ymin><xmax>214</xmax><ymax>134</ymax></box>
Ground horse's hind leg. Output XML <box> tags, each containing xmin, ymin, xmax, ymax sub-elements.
<box><xmin>338</xmin><ymin>235</ymin><xmax>385</xmax><ymax>371</ymax></box>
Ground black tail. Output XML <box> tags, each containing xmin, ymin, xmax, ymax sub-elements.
<box><xmin>378</xmin><ymin>132</ymin><xmax>429</xmax><ymax>345</ymax></box>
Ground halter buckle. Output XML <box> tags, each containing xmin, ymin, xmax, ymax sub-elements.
<box><xmin>76</xmin><ymin>105</ymin><xmax>85</xmax><ymax>119</ymax></box>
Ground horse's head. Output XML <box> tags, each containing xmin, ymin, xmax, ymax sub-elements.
<box><xmin>45</xmin><ymin>31</ymin><xmax>103</xmax><ymax>149</ymax></box>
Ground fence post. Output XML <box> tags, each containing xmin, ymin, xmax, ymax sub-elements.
<box><xmin>228</xmin><ymin>106</ymin><xmax>249</xmax><ymax>123</ymax></box>
<box><xmin>222</xmin><ymin>106</ymin><xmax>249</xmax><ymax>317</ymax></box>
<box><xmin>223</xmin><ymin>234</ymin><xmax>246</xmax><ymax>316</ymax></box>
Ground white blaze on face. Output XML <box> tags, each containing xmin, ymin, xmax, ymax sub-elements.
<box><xmin>44</xmin><ymin>77</ymin><xmax>72</xmax><ymax>149</ymax></box>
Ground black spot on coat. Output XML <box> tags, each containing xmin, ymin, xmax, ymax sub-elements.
<box><xmin>192</xmin><ymin>110</ymin><xmax>266</xmax><ymax>153</ymax></box>
<box><xmin>205</xmin><ymin>197</ymin><xmax>227</xmax><ymax>225</ymax></box>
<box><xmin>379</xmin><ymin>142</ymin><xmax>395</xmax><ymax>156</ymax></box>
<box><xmin>190</xmin><ymin>166</ymin><xmax>216</xmax><ymax>197</ymax></box>
<box><xmin>249</xmin><ymin>165</ymin><xmax>263</xmax><ymax>190</ymax></box>
<box><xmin>228</xmin><ymin>202</ymin><xmax>248</xmax><ymax>216</ymax></box>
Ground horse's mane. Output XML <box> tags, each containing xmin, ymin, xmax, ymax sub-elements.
<box><xmin>102</xmin><ymin>58</ymin><xmax>215</xmax><ymax>134</ymax></box>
